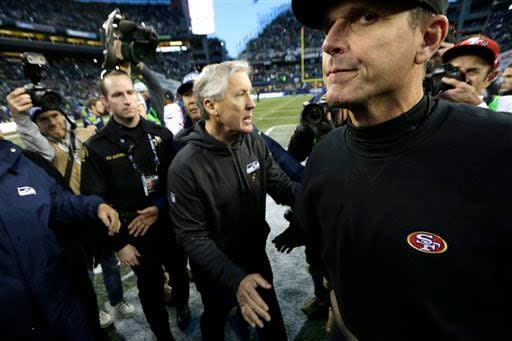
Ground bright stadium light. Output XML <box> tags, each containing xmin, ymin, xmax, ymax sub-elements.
<box><xmin>188</xmin><ymin>0</ymin><xmax>215</xmax><ymax>35</ymax></box>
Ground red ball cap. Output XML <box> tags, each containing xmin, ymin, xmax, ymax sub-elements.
<box><xmin>442</xmin><ymin>35</ymin><xmax>500</xmax><ymax>69</ymax></box>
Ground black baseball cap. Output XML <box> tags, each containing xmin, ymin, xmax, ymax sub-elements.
<box><xmin>292</xmin><ymin>0</ymin><xmax>449</xmax><ymax>29</ymax></box>
<box><xmin>177</xmin><ymin>72</ymin><xmax>200</xmax><ymax>96</ymax></box>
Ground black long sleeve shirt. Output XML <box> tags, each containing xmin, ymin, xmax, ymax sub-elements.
<box><xmin>168</xmin><ymin>121</ymin><xmax>300</xmax><ymax>293</ymax></box>
<box><xmin>297</xmin><ymin>96</ymin><xmax>512</xmax><ymax>340</ymax></box>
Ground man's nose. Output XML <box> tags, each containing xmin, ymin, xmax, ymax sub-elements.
<box><xmin>323</xmin><ymin>20</ymin><xmax>348</xmax><ymax>56</ymax></box>
<box><xmin>247</xmin><ymin>95</ymin><xmax>256</xmax><ymax>109</ymax></box>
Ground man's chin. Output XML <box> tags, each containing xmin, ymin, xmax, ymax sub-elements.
<box><xmin>326</xmin><ymin>86</ymin><xmax>358</xmax><ymax>108</ymax></box>
<box><xmin>48</xmin><ymin>131</ymin><xmax>66</xmax><ymax>139</ymax></box>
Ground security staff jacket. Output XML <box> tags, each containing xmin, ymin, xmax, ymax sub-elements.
<box><xmin>297</xmin><ymin>96</ymin><xmax>512</xmax><ymax>340</ymax></box>
<box><xmin>81</xmin><ymin>118</ymin><xmax>177</xmax><ymax>251</ymax></box>
<box><xmin>168</xmin><ymin>121</ymin><xmax>300</xmax><ymax>293</ymax></box>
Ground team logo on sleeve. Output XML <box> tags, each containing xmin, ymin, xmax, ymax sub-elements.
<box><xmin>246</xmin><ymin>161</ymin><xmax>260</xmax><ymax>174</ymax></box>
<box><xmin>407</xmin><ymin>231</ymin><xmax>448</xmax><ymax>254</ymax></box>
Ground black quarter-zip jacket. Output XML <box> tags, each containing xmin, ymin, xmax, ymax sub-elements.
<box><xmin>297</xmin><ymin>96</ymin><xmax>512</xmax><ymax>340</ymax></box>
<box><xmin>168</xmin><ymin>121</ymin><xmax>300</xmax><ymax>293</ymax></box>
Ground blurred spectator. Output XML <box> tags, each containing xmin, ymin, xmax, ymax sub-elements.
<box><xmin>82</xmin><ymin>97</ymin><xmax>106</xmax><ymax>131</ymax></box>
<box><xmin>500</xmin><ymin>63</ymin><xmax>512</xmax><ymax>96</ymax></box>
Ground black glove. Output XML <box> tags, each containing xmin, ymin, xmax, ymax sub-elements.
<box><xmin>272</xmin><ymin>209</ymin><xmax>305</xmax><ymax>253</ymax></box>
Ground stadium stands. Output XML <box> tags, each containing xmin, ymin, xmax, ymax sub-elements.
<box><xmin>0</xmin><ymin>0</ymin><xmax>187</xmax><ymax>35</ymax></box>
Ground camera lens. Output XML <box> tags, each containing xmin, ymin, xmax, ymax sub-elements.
<box><xmin>301</xmin><ymin>103</ymin><xmax>324</xmax><ymax>125</ymax></box>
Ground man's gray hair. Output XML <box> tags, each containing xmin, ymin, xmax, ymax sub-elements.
<box><xmin>194</xmin><ymin>60</ymin><xmax>251</xmax><ymax>120</ymax></box>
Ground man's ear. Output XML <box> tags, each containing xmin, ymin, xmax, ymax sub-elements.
<box><xmin>100</xmin><ymin>95</ymin><xmax>109</xmax><ymax>110</ymax></box>
<box><xmin>204</xmin><ymin>98</ymin><xmax>217</xmax><ymax>117</ymax></box>
<box><xmin>415</xmin><ymin>15</ymin><xmax>449</xmax><ymax>65</ymax></box>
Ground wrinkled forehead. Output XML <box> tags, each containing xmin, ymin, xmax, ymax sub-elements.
<box><xmin>325</xmin><ymin>0</ymin><xmax>415</xmax><ymax>26</ymax></box>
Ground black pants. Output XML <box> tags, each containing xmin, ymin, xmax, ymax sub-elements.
<box><xmin>132</xmin><ymin>226</ymin><xmax>190</xmax><ymax>341</ymax></box>
<box><xmin>305</xmin><ymin>244</ymin><xmax>329</xmax><ymax>300</ymax></box>
<box><xmin>193</xmin><ymin>256</ymin><xmax>287</xmax><ymax>341</ymax></box>
<box><xmin>60</xmin><ymin>240</ymin><xmax>107</xmax><ymax>340</ymax></box>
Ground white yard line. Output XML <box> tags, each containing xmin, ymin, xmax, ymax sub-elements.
<box><xmin>121</xmin><ymin>271</ymin><xmax>135</xmax><ymax>281</ymax></box>
<box><xmin>265</xmin><ymin>124</ymin><xmax>296</xmax><ymax>136</ymax></box>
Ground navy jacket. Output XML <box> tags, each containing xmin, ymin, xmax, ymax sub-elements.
<box><xmin>0</xmin><ymin>139</ymin><xmax>102</xmax><ymax>340</ymax></box>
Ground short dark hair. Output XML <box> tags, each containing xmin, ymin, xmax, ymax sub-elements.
<box><xmin>409</xmin><ymin>6</ymin><xmax>434</xmax><ymax>28</ymax></box>
<box><xmin>87</xmin><ymin>97</ymin><xmax>99</xmax><ymax>109</ymax></box>
<box><xmin>99</xmin><ymin>69</ymin><xmax>132</xmax><ymax>97</ymax></box>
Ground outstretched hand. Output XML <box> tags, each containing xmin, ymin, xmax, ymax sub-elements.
<box><xmin>237</xmin><ymin>273</ymin><xmax>272</xmax><ymax>328</ymax></box>
<box><xmin>272</xmin><ymin>209</ymin><xmax>305</xmax><ymax>253</ymax></box>
<box><xmin>128</xmin><ymin>206</ymin><xmax>158</xmax><ymax>237</ymax></box>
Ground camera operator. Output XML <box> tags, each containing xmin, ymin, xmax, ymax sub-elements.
<box><xmin>440</xmin><ymin>35</ymin><xmax>512</xmax><ymax>112</ymax></box>
<box><xmin>103</xmin><ymin>9</ymin><xmax>165</xmax><ymax>126</ymax></box>
<box><xmin>288</xmin><ymin>90</ymin><xmax>349</xmax><ymax>162</ymax></box>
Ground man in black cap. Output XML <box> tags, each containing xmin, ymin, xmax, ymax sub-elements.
<box><xmin>7</xmin><ymin>87</ymin><xmax>94</xmax><ymax>194</ymax></box>
<box><xmin>293</xmin><ymin>0</ymin><xmax>512</xmax><ymax>339</ymax></box>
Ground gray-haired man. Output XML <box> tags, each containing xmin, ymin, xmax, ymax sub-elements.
<box><xmin>168</xmin><ymin>60</ymin><xmax>299</xmax><ymax>340</ymax></box>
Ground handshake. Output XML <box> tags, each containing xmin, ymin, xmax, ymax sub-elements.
<box><xmin>272</xmin><ymin>209</ymin><xmax>306</xmax><ymax>253</ymax></box>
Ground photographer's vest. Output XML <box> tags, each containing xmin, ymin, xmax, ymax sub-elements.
<box><xmin>49</xmin><ymin>128</ymin><xmax>94</xmax><ymax>194</ymax></box>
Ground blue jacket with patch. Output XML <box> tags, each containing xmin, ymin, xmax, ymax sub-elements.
<box><xmin>0</xmin><ymin>139</ymin><xmax>102</xmax><ymax>340</ymax></box>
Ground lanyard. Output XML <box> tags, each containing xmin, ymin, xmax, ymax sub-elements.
<box><xmin>120</xmin><ymin>133</ymin><xmax>160</xmax><ymax>176</ymax></box>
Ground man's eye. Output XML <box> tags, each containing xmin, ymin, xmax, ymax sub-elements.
<box><xmin>355</xmin><ymin>12</ymin><xmax>378</xmax><ymax>25</ymax></box>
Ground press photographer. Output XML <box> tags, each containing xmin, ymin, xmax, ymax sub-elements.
<box><xmin>6</xmin><ymin>52</ymin><xmax>94</xmax><ymax>194</ymax></box>
<box><xmin>288</xmin><ymin>92</ymin><xmax>349</xmax><ymax>163</ymax></box>
<box><xmin>438</xmin><ymin>35</ymin><xmax>512</xmax><ymax>112</ymax></box>
<box><xmin>101</xmin><ymin>9</ymin><xmax>166</xmax><ymax>126</ymax></box>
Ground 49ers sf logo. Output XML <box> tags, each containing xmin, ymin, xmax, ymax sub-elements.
<box><xmin>407</xmin><ymin>232</ymin><xmax>448</xmax><ymax>254</ymax></box>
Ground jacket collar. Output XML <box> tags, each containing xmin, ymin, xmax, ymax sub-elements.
<box><xmin>0</xmin><ymin>140</ymin><xmax>22</xmax><ymax>177</ymax></box>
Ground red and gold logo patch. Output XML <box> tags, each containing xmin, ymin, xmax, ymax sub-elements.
<box><xmin>407</xmin><ymin>231</ymin><xmax>448</xmax><ymax>254</ymax></box>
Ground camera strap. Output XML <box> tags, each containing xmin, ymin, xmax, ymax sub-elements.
<box><xmin>63</xmin><ymin>130</ymin><xmax>77</xmax><ymax>186</ymax></box>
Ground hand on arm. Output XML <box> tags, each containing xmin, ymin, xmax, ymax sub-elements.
<box><xmin>117</xmin><ymin>244</ymin><xmax>141</xmax><ymax>267</ymax></box>
<box><xmin>97</xmin><ymin>203</ymin><xmax>121</xmax><ymax>236</ymax></box>
<box><xmin>236</xmin><ymin>274</ymin><xmax>272</xmax><ymax>328</ymax></box>
<box><xmin>127</xmin><ymin>205</ymin><xmax>158</xmax><ymax>237</ymax></box>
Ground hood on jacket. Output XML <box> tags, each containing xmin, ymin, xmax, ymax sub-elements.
<box><xmin>180</xmin><ymin>120</ymin><xmax>244</xmax><ymax>154</ymax></box>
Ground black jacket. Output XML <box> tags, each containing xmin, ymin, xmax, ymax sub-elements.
<box><xmin>168</xmin><ymin>121</ymin><xmax>299</xmax><ymax>293</ymax></box>
<box><xmin>81</xmin><ymin>118</ymin><xmax>178</xmax><ymax>251</ymax></box>
<box><xmin>297</xmin><ymin>96</ymin><xmax>512</xmax><ymax>340</ymax></box>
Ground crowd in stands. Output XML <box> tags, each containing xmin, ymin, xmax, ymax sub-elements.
<box><xmin>483</xmin><ymin>2</ymin><xmax>512</xmax><ymax>52</ymax></box>
<box><xmin>0</xmin><ymin>0</ymin><xmax>187</xmax><ymax>36</ymax></box>
<box><xmin>0</xmin><ymin>52</ymin><xmax>194</xmax><ymax>119</ymax></box>
<box><xmin>241</xmin><ymin>5</ymin><xmax>512</xmax><ymax>92</ymax></box>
